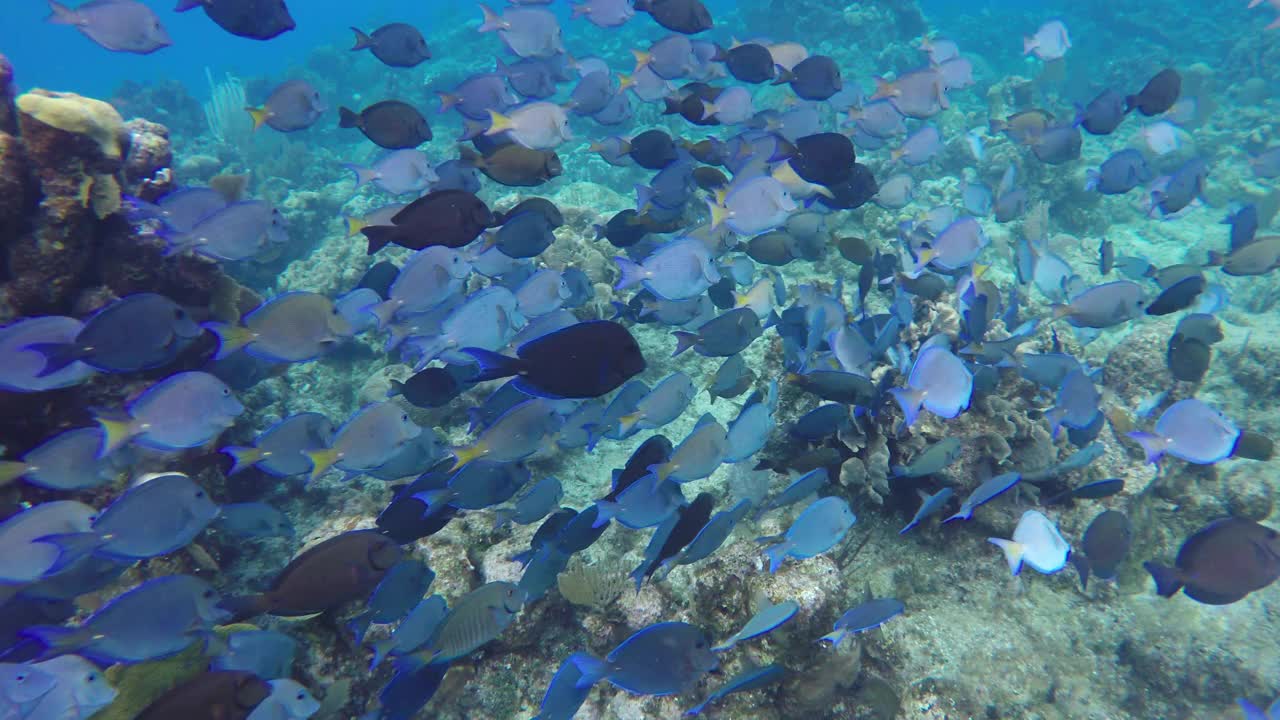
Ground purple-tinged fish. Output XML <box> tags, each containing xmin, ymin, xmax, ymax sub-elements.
<box><xmin>47</xmin><ymin>0</ymin><xmax>171</xmax><ymax>54</ymax></box>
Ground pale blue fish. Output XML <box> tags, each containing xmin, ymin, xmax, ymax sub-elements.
<box><xmin>366</xmin><ymin>430</ymin><xmax>445</xmax><ymax>485</ymax></box>
<box><xmin>404</xmin><ymin>287</ymin><xmax>525</xmax><ymax>368</ymax></box>
<box><xmin>944</xmin><ymin>472</ymin><xmax>1021</xmax><ymax>522</ymax></box>
<box><xmin>595</xmin><ymin>473</ymin><xmax>685</xmax><ymax>529</ymax></box>
<box><xmin>221</xmin><ymin>412</ymin><xmax>335</xmax><ymax>477</ymax></box>
<box><xmin>533</xmin><ymin>655</ymin><xmax>593</xmax><ymax>720</ymax></box>
<box><xmin>334</xmin><ymin>288</ymin><xmax>381</xmax><ymax>334</ymax></box>
<box><xmin>304</xmin><ymin>401</ymin><xmax>422</xmax><ymax>480</ymax></box>
<box><xmin>613</xmin><ymin>238</ymin><xmax>721</xmax><ymax>301</ymax></box>
<box><xmin>493</xmin><ymin>476</ymin><xmax>563</xmax><ymax>528</ymax></box>
<box><xmin>24</xmin><ymin>654</ymin><xmax>117</xmax><ymax>720</ymax></box>
<box><xmin>701</xmin><ymin>86</ymin><xmax>754</xmax><ymax>124</ymax></box>
<box><xmin>709</xmin><ymin>176</ymin><xmax>798</xmax><ymax>236</ymax></box>
<box><xmin>366</xmin><ymin>247</ymin><xmax>472</xmax><ymax>327</ymax></box>
<box><xmin>216</xmin><ymin>502</ymin><xmax>294</xmax><ymax>539</ymax></box>
<box><xmin>345</xmin><ymin>150</ymin><xmax>438</xmax><ymax>195</ymax></box>
<box><xmin>636</xmin><ymin>34</ymin><xmax>695</xmax><ymax>79</ymax></box>
<box><xmin>211</xmin><ymin>630</ymin><xmax>297</xmax><ymax>679</ymax></box>
<box><xmin>891</xmin><ymin>125</ymin><xmax>942</xmax><ymax>166</ymax></box>
<box><xmin>989</xmin><ymin>510</ymin><xmax>1071</xmax><ymax>575</ymax></box>
<box><xmin>451</xmin><ymin>399</ymin><xmax>562</xmax><ymax>470</ymax></box>
<box><xmin>1046</xmin><ymin>369</ymin><xmax>1100</xmax><ymax>438</ymax></box>
<box><xmin>0</xmin><ymin>661</ymin><xmax>56</xmax><ymax>714</ymax></box>
<box><xmin>755</xmin><ymin>468</ymin><xmax>828</xmax><ymax>519</ymax></box>
<box><xmin>909</xmin><ymin>217</ymin><xmax>989</xmax><ymax>276</ymax></box>
<box><xmin>723</xmin><ymin>383</ymin><xmax>778</xmax><ymax>463</ymax></box>
<box><xmin>900</xmin><ymin>487</ymin><xmax>954</xmax><ymax>534</ymax></box>
<box><xmin>757</xmin><ymin>496</ymin><xmax>856</xmax><ymax>573</ymax></box>
<box><xmin>349</xmin><ymin>559</ymin><xmax>436</xmax><ymax>644</ymax></box>
<box><xmin>1024</xmin><ymin>443</ymin><xmax>1104</xmax><ymax>482</ymax></box>
<box><xmin>850</xmin><ymin>99</ymin><xmax>907</xmax><ymax>138</ymax></box>
<box><xmin>818</xmin><ymin>598</ymin><xmax>905</xmax><ymax>646</ymax></box>
<box><xmin>889</xmin><ymin>346</ymin><xmax>973</xmax><ymax>427</ymax></box>
<box><xmin>477</xmin><ymin>4</ymin><xmax>564</xmax><ymax>58</ymax></box>
<box><xmin>206</xmin><ymin>292</ymin><xmax>353</xmax><ymax>365</ymax></box>
<box><xmin>0</xmin><ymin>317</ymin><xmax>96</xmax><ymax>393</ymax></box>
<box><xmin>876</xmin><ymin>66</ymin><xmax>948</xmax><ymax>118</ymax></box>
<box><xmin>485</xmin><ymin>102</ymin><xmax>573</xmax><ymax>150</ymax></box>
<box><xmin>829</xmin><ymin>324</ymin><xmax>873</xmax><ymax>374</ymax></box>
<box><xmin>710</xmin><ymin>599</ymin><xmax>799</xmax><ymax>652</ymax></box>
<box><xmin>0</xmin><ymin>427</ymin><xmax>119</xmax><ymax>490</ymax></box>
<box><xmin>418</xmin><ymin>581</ymin><xmax>527</xmax><ymax>662</ymax></box>
<box><xmin>246</xmin><ymin>679</ymin><xmax>320</xmax><ymax>720</ymax></box>
<box><xmin>585</xmin><ymin>379</ymin><xmax>649</xmax><ymax>449</ymax></box>
<box><xmin>24</xmin><ymin>575</ymin><xmax>228</xmax><ymax>664</ymax></box>
<box><xmin>1051</xmin><ymin>280</ymin><xmax>1146</xmax><ymax>328</ymax></box>
<box><xmin>570</xmin><ymin>622</ymin><xmax>719</xmax><ymax>696</ymax></box>
<box><xmin>873</xmin><ymin>173</ymin><xmax>914</xmax><ymax>209</ymax></box>
<box><xmin>24</xmin><ymin>293</ymin><xmax>202</xmax><ymax>377</ymax></box>
<box><xmin>557</xmin><ymin>399</ymin><xmax>607</xmax><ymax>450</ymax></box>
<box><xmin>165</xmin><ymin>200</ymin><xmax>287</xmax><ymax>261</ymax></box>
<box><xmin>890</xmin><ymin>437</ymin><xmax>963</xmax><ymax>479</ymax></box>
<box><xmin>42</xmin><ymin>473</ymin><xmax>218</xmax><ymax>568</ymax></box>
<box><xmin>96</xmin><ymin>371</ymin><xmax>244</xmax><ymax>455</ymax></box>
<box><xmin>617</xmin><ymin>372</ymin><xmax>696</xmax><ymax>435</ymax></box>
<box><xmin>657</xmin><ymin>500</ymin><xmax>753</xmax><ymax>578</ymax></box>
<box><xmin>961</xmin><ymin>179</ymin><xmax>993</xmax><ymax>216</ymax></box>
<box><xmin>517</xmin><ymin>543</ymin><xmax>571</xmax><ymax>601</ymax></box>
<box><xmin>685</xmin><ymin>664</ymin><xmax>786</xmax><ymax>717</ymax></box>
<box><xmin>0</xmin><ymin>501</ymin><xmax>97</xmax><ymax>584</ymax></box>
<box><xmin>571</xmin><ymin>0</ymin><xmax>633</xmax><ymax>27</ymax></box>
<box><xmin>1086</xmin><ymin>149</ymin><xmax>1152</xmax><ymax>195</ymax></box>
<box><xmin>515</xmin><ymin>269</ymin><xmax>572</xmax><ymax>317</ymax></box>
<box><xmin>650</xmin><ymin>417</ymin><xmax>729</xmax><ymax>483</ymax></box>
<box><xmin>368</xmin><ymin>595</ymin><xmax>447</xmax><ymax>670</ymax></box>
<box><xmin>1238</xmin><ymin>697</ymin><xmax>1280</xmax><ymax>720</ymax></box>
<box><xmin>46</xmin><ymin>0</ymin><xmax>171</xmax><ymax>54</ymax></box>
<box><xmin>1128</xmin><ymin>398</ymin><xmax>1240</xmax><ymax>465</ymax></box>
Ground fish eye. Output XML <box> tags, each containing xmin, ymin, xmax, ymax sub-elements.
<box><xmin>195</xmin><ymin>490</ymin><xmax>205</xmax><ymax>498</ymax></box>
<box><xmin>222</xmin><ymin>388</ymin><xmax>231</xmax><ymax>396</ymax></box>
<box><xmin>402</xmin><ymin>414</ymin><xmax>409</xmax><ymax>422</ymax></box>
<box><xmin>203</xmin><ymin>589</ymin><xmax>215</xmax><ymax>598</ymax></box>
<box><xmin>296</xmin><ymin>692</ymin><xmax>306</xmax><ymax>700</ymax></box>
<box><xmin>87</xmin><ymin>674</ymin><xmax>97</xmax><ymax>682</ymax></box>
<box><xmin>15</xmin><ymin>673</ymin><xmax>25</xmax><ymax>682</ymax></box>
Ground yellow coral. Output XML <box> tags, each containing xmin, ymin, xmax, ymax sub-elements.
<box><xmin>16</xmin><ymin>89</ymin><xmax>124</xmax><ymax>159</ymax></box>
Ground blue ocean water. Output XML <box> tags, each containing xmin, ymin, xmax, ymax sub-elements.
<box><xmin>1</xmin><ymin>0</ymin><xmax>1280</xmax><ymax>719</ymax></box>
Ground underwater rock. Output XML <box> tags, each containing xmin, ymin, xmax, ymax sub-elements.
<box><xmin>122</xmin><ymin>118</ymin><xmax>173</xmax><ymax>201</ymax></box>
<box><xmin>0</xmin><ymin>53</ymin><xmax>15</xmax><ymax>135</ymax></box>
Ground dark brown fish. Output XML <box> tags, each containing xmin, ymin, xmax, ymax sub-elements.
<box><xmin>339</xmin><ymin>101</ymin><xmax>432</xmax><ymax>150</ymax></box>
<box><xmin>789</xmin><ymin>132</ymin><xmax>855</xmax><ymax>186</ymax></box>
<box><xmin>175</xmin><ymin>0</ymin><xmax>295</xmax><ymax>41</ymax></box>
<box><xmin>1166</xmin><ymin>333</ymin><xmax>1210</xmax><ymax>382</ymax></box>
<box><xmin>1144</xmin><ymin>517</ymin><xmax>1280</xmax><ymax>605</ymax></box>
<box><xmin>1126</xmin><ymin>68</ymin><xmax>1181</xmax><ymax>117</ymax></box>
<box><xmin>1145</xmin><ymin>274</ymin><xmax>1205</xmax><ymax>316</ymax></box>
<box><xmin>692</xmin><ymin>166</ymin><xmax>728</xmax><ymax>191</ymax></box>
<box><xmin>633</xmin><ymin>0</ymin><xmax>712</xmax><ymax>35</ymax></box>
<box><xmin>637</xmin><ymin>493</ymin><xmax>715</xmax><ymax>583</ymax></box>
<box><xmin>136</xmin><ymin>671</ymin><xmax>270</xmax><ymax>720</ymax></box>
<box><xmin>1234</xmin><ymin>431</ymin><xmax>1275</xmax><ymax>461</ymax></box>
<box><xmin>459</xmin><ymin>144</ymin><xmax>562</xmax><ymax>187</ymax></box>
<box><xmin>223</xmin><ymin>529</ymin><xmax>403</xmax><ymax>619</ymax></box>
<box><xmin>837</xmin><ymin>236</ymin><xmax>872</xmax><ymax>264</ymax></box>
<box><xmin>1072</xmin><ymin>510</ymin><xmax>1132</xmax><ymax>590</ymax></box>
<box><xmin>350</xmin><ymin>23</ymin><xmax>430</xmax><ymax>68</ymax></box>
<box><xmin>362</xmin><ymin>190</ymin><xmax>495</xmax><ymax>254</ymax></box>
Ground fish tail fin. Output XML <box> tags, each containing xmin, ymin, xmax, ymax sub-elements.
<box><xmin>349</xmin><ymin>27</ymin><xmax>374</xmax><ymax>51</ymax></box>
<box><xmin>888</xmin><ymin>387</ymin><xmax>924</xmax><ymax>427</ymax></box>
<box><xmin>706</xmin><ymin>199</ymin><xmax>729</xmax><ymax>230</ymax></box>
<box><xmin>477</xmin><ymin>4</ymin><xmax>508</xmax><ymax>33</ymax></box>
<box><xmin>173</xmin><ymin>0</ymin><xmax>205</xmax><ymax>11</ymax></box>
<box><xmin>245</xmin><ymin>106</ymin><xmax>269</xmax><ymax>131</ymax></box>
<box><xmin>437</xmin><ymin>92</ymin><xmax>459</xmax><ymax>113</ymax></box>
<box><xmin>1084</xmin><ymin>169</ymin><xmax>1100</xmax><ymax>193</ymax></box>
<box><xmin>1021</xmin><ymin>35</ymin><xmax>1036</xmax><ymax>55</ymax></box>
<box><xmin>338</xmin><ymin>106</ymin><xmax>362</xmax><ymax>129</ymax></box>
<box><xmin>871</xmin><ymin>77</ymin><xmax>896</xmax><ymax>99</ymax></box>
<box><xmin>45</xmin><ymin>1</ymin><xmax>79</xmax><ymax>25</ymax></box>
<box><xmin>221</xmin><ymin>446</ymin><xmax>264</xmax><ymax>475</ymax></box>
<box><xmin>343</xmin><ymin>163</ymin><xmax>378</xmax><ymax>188</ymax></box>
<box><xmin>218</xmin><ymin>594</ymin><xmax>270</xmax><ymax>623</ymax></box>
<box><xmin>1126</xmin><ymin>431</ymin><xmax>1167</xmax><ymax>464</ymax></box>
<box><xmin>630</xmin><ymin>49</ymin><xmax>652</xmax><ymax>72</ymax></box>
<box><xmin>201</xmin><ymin>321</ymin><xmax>252</xmax><ymax>360</ymax></box>
<box><xmin>22</xmin><ymin>342</ymin><xmax>82</xmax><ymax>378</ymax></box>
<box><xmin>888</xmin><ymin>465</ymin><xmax>907</xmax><ymax>478</ymax></box>
<box><xmin>485</xmin><ymin>110</ymin><xmax>515</xmax><ymax>136</ymax></box>
<box><xmin>671</xmin><ymin>331</ymin><xmax>699</xmax><ymax>358</ymax></box>
<box><xmin>303</xmin><ymin>448</ymin><xmax>340</xmax><ymax>483</ymax></box>
<box><xmin>1142</xmin><ymin>561</ymin><xmax>1184</xmax><ymax>597</ymax></box>
<box><xmin>35</xmin><ymin>532</ymin><xmax>103</xmax><ymax>575</ymax></box>
<box><xmin>366</xmin><ymin>299</ymin><xmax>401</xmax><ymax>329</ymax></box>
<box><xmin>592</xmin><ymin>500</ymin><xmax>620</xmax><ymax>527</ymax></box>
<box><xmin>491</xmin><ymin>508</ymin><xmax>515</xmax><ymax>530</ymax></box>
<box><xmin>772</xmin><ymin>68</ymin><xmax>795</xmax><ymax>86</ymax></box>
<box><xmin>362</xmin><ymin>225</ymin><xmax>394</xmax><ymax>255</ymax></box>
<box><xmin>616</xmin><ymin>412</ymin><xmax>644</xmax><ymax>437</ymax></box>
<box><xmin>368</xmin><ymin>638</ymin><xmax>394</xmax><ymax>671</ymax></box>
<box><xmin>343</xmin><ymin>214</ymin><xmax>368</xmax><ymax>238</ymax></box>
<box><xmin>617</xmin><ymin>73</ymin><xmax>635</xmax><ymax>92</ymax></box>
<box><xmin>94</xmin><ymin>413</ymin><xmax>136</xmax><ymax>457</ymax></box>
<box><xmin>987</xmin><ymin>537</ymin><xmax>1025</xmax><ymax>575</ymax></box>
<box><xmin>509</xmin><ymin>549</ymin><xmax>535</xmax><ymax>568</ymax></box>
<box><xmin>1045</xmin><ymin>407</ymin><xmax>1066</xmax><ymax>439</ymax></box>
<box><xmin>1205</xmin><ymin>250</ymin><xmax>1225</xmax><ymax>267</ymax></box>
<box><xmin>817</xmin><ymin>628</ymin><xmax>847</xmax><ymax>647</ymax></box>
<box><xmin>347</xmin><ymin>611</ymin><xmax>374</xmax><ymax>645</ymax></box>
<box><xmin>611</xmin><ymin>256</ymin><xmax>646</xmax><ymax>291</ymax></box>
<box><xmin>1071</xmin><ymin>552</ymin><xmax>1091</xmax><ymax>592</ymax></box>
<box><xmin>761</xmin><ymin>540</ymin><xmax>790</xmax><ymax>574</ymax></box>
<box><xmin>0</xmin><ymin>461</ymin><xmax>29</xmax><ymax>486</ymax></box>
<box><xmin>22</xmin><ymin>624</ymin><xmax>89</xmax><ymax>653</ymax></box>
<box><xmin>457</xmin><ymin>145</ymin><xmax>483</xmax><ymax>168</ymax></box>
<box><xmin>461</xmin><ymin>347</ymin><xmax>521</xmax><ymax>382</ymax></box>
<box><xmin>567</xmin><ymin>652</ymin><xmax>608</xmax><ymax>689</ymax></box>
<box><xmin>385</xmin><ymin>379</ymin><xmax>406</xmax><ymax>399</ymax></box>
<box><xmin>450</xmin><ymin>443</ymin><xmax>485</xmax><ymax>472</ymax></box>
